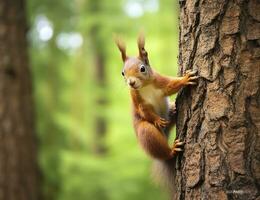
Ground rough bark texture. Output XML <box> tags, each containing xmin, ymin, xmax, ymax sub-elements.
<box><xmin>0</xmin><ymin>0</ymin><xmax>40</xmax><ymax>199</ymax></box>
<box><xmin>175</xmin><ymin>0</ymin><xmax>260</xmax><ymax>199</ymax></box>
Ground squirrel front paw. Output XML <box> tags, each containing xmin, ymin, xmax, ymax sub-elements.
<box><xmin>154</xmin><ymin>117</ymin><xmax>169</xmax><ymax>129</ymax></box>
<box><xmin>184</xmin><ymin>70</ymin><xmax>199</xmax><ymax>85</ymax></box>
<box><xmin>170</xmin><ymin>139</ymin><xmax>184</xmax><ymax>157</ymax></box>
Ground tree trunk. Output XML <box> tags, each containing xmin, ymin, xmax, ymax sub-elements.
<box><xmin>175</xmin><ymin>0</ymin><xmax>260</xmax><ymax>199</ymax></box>
<box><xmin>88</xmin><ymin>0</ymin><xmax>108</xmax><ymax>155</ymax></box>
<box><xmin>91</xmin><ymin>27</ymin><xmax>107</xmax><ymax>155</ymax></box>
<box><xmin>0</xmin><ymin>0</ymin><xmax>40</xmax><ymax>199</ymax></box>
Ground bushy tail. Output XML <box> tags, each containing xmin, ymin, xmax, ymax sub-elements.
<box><xmin>151</xmin><ymin>158</ymin><xmax>177</xmax><ymax>195</ymax></box>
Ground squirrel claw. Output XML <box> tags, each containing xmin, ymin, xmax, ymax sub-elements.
<box><xmin>175</xmin><ymin>141</ymin><xmax>185</xmax><ymax>146</ymax></box>
<box><xmin>184</xmin><ymin>70</ymin><xmax>199</xmax><ymax>85</ymax></box>
<box><xmin>189</xmin><ymin>76</ymin><xmax>199</xmax><ymax>80</ymax></box>
<box><xmin>185</xmin><ymin>70</ymin><xmax>197</xmax><ymax>77</ymax></box>
<box><xmin>174</xmin><ymin>148</ymin><xmax>183</xmax><ymax>152</ymax></box>
<box><xmin>187</xmin><ymin>81</ymin><xmax>197</xmax><ymax>85</ymax></box>
<box><xmin>154</xmin><ymin>117</ymin><xmax>169</xmax><ymax>129</ymax></box>
<box><xmin>170</xmin><ymin>139</ymin><xmax>185</xmax><ymax>157</ymax></box>
<box><xmin>174</xmin><ymin>139</ymin><xmax>185</xmax><ymax>146</ymax></box>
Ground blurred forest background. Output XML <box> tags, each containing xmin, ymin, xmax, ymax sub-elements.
<box><xmin>26</xmin><ymin>0</ymin><xmax>179</xmax><ymax>199</ymax></box>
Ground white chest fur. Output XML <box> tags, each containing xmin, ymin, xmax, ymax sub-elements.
<box><xmin>139</xmin><ymin>85</ymin><xmax>169</xmax><ymax>118</ymax></box>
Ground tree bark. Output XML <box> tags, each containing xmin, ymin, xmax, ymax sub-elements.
<box><xmin>88</xmin><ymin>0</ymin><xmax>108</xmax><ymax>155</ymax></box>
<box><xmin>0</xmin><ymin>0</ymin><xmax>40</xmax><ymax>199</ymax></box>
<box><xmin>175</xmin><ymin>0</ymin><xmax>260</xmax><ymax>199</ymax></box>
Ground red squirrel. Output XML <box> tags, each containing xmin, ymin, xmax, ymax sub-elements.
<box><xmin>115</xmin><ymin>34</ymin><xmax>198</xmax><ymax>190</ymax></box>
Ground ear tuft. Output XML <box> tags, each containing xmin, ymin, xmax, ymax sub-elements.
<box><xmin>137</xmin><ymin>32</ymin><xmax>149</xmax><ymax>66</ymax></box>
<box><xmin>114</xmin><ymin>35</ymin><xmax>127</xmax><ymax>62</ymax></box>
<box><xmin>137</xmin><ymin>31</ymin><xmax>145</xmax><ymax>50</ymax></box>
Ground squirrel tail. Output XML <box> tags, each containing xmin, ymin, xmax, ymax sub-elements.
<box><xmin>151</xmin><ymin>158</ymin><xmax>177</xmax><ymax>195</ymax></box>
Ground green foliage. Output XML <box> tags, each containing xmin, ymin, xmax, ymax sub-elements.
<box><xmin>27</xmin><ymin>0</ymin><xmax>179</xmax><ymax>199</ymax></box>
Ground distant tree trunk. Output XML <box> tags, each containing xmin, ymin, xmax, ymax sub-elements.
<box><xmin>89</xmin><ymin>0</ymin><xmax>107</xmax><ymax>155</ymax></box>
<box><xmin>175</xmin><ymin>0</ymin><xmax>260</xmax><ymax>199</ymax></box>
<box><xmin>0</xmin><ymin>0</ymin><xmax>40</xmax><ymax>199</ymax></box>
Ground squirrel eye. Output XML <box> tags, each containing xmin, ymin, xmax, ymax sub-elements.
<box><xmin>140</xmin><ymin>65</ymin><xmax>146</xmax><ymax>73</ymax></box>
<box><xmin>121</xmin><ymin>71</ymin><xmax>125</xmax><ymax>76</ymax></box>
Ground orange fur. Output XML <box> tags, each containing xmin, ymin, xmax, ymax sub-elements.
<box><xmin>130</xmin><ymin>75</ymin><xmax>188</xmax><ymax>160</ymax></box>
<box><xmin>115</xmin><ymin>33</ymin><xmax>199</xmax><ymax>193</ymax></box>
<box><xmin>115</xmin><ymin>34</ymin><xmax>198</xmax><ymax>160</ymax></box>
<box><xmin>153</xmin><ymin>72</ymin><xmax>192</xmax><ymax>96</ymax></box>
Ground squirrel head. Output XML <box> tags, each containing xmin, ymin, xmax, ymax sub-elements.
<box><xmin>115</xmin><ymin>33</ymin><xmax>153</xmax><ymax>90</ymax></box>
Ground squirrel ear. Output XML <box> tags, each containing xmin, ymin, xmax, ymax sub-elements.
<box><xmin>115</xmin><ymin>36</ymin><xmax>127</xmax><ymax>62</ymax></box>
<box><xmin>137</xmin><ymin>32</ymin><xmax>150</xmax><ymax>66</ymax></box>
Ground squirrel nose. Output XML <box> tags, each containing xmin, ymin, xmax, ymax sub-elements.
<box><xmin>129</xmin><ymin>80</ymin><xmax>136</xmax><ymax>87</ymax></box>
